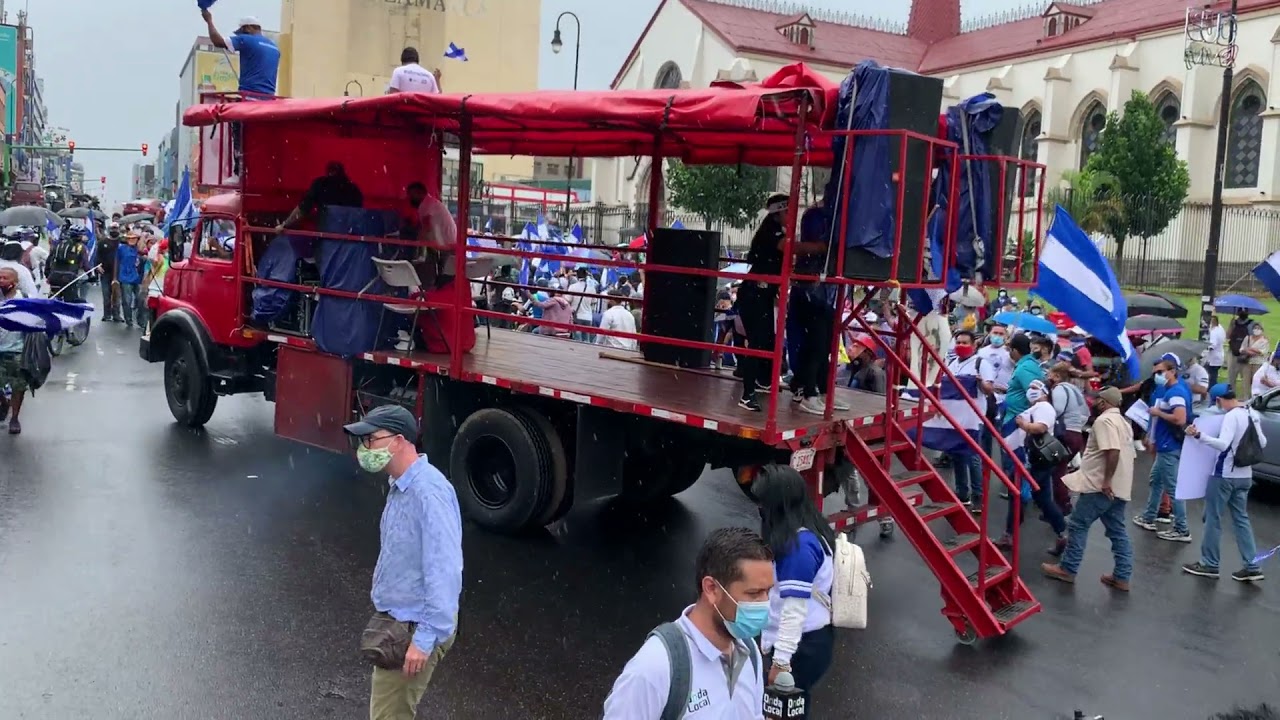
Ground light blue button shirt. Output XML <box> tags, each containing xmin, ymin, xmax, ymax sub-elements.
<box><xmin>371</xmin><ymin>454</ymin><xmax>463</xmax><ymax>653</ymax></box>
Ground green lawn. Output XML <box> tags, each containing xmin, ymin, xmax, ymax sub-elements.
<box><xmin>1163</xmin><ymin>293</ymin><xmax>1280</xmax><ymax>340</ymax></box>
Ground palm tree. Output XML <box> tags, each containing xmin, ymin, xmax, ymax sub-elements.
<box><xmin>1046</xmin><ymin>169</ymin><xmax>1126</xmax><ymax>235</ymax></box>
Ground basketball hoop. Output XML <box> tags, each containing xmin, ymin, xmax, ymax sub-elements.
<box><xmin>1184</xmin><ymin>7</ymin><xmax>1238</xmax><ymax>68</ymax></box>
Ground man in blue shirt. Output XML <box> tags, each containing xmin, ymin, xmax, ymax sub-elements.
<box><xmin>113</xmin><ymin>232</ymin><xmax>143</xmax><ymax>330</ymax></box>
<box><xmin>344</xmin><ymin>405</ymin><xmax>462</xmax><ymax>720</ymax></box>
<box><xmin>1002</xmin><ymin>334</ymin><xmax>1044</xmax><ymax>424</ymax></box>
<box><xmin>201</xmin><ymin>11</ymin><xmax>280</xmax><ymax>97</ymax></box>
<box><xmin>1135</xmin><ymin>354</ymin><xmax>1193</xmax><ymax>542</ymax></box>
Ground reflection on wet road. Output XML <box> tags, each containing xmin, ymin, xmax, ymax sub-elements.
<box><xmin>1</xmin><ymin>325</ymin><xmax>1277</xmax><ymax>719</ymax></box>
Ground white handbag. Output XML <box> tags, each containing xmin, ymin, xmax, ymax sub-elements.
<box><xmin>816</xmin><ymin>533</ymin><xmax>872</xmax><ymax>629</ymax></box>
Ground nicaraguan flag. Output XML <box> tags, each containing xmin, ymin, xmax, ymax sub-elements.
<box><xmin>516</xmin><ymin>222</ymin><xmax>536</xmax><ymax>286</ymax></box>
<box><xmin>168</xmin><ymin>168</ymin><xmax>198</xmax><ymax>232</ymax></box>
<box><xmin>444</xmin><ymin>43</ymin><xmax>468</xmax><ymax>62</ymax></box>
<box><xmin>197</xmin><ymin>0</ymin><xmax>218</xmax><ymax>9</ymax></box>
<box><xmin>909</xmin><ymin>367</ymin><xmax>986</xmax><ymax>455</ymax></box>
<box><xmin>1033</xmin><ymin>206</ymin><xmax>1139</xmax><ymax>379</ymax></box>
<box><xmin>1252</xmin><ymin>250</ymin><xmax>1280</xmax><ymax>302</ymax></box>
<box><xmin>45</xmin><ymin>216</ymin><xmax>60</xmax><ymax>244</ymax></box>
<box><xmin>83</xmin><ymin>210</ymin><xmax>97</xmax><ymax>266</ymax></box>
<box><xmin>0</xmin><ymin>296</ymin><xmax>94</xmax><ymax>334</ymax></box>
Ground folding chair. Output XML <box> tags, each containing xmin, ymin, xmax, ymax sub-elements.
<box><xmin>362</xmin><ymin>257</ymin><xmax>449</xmax><ymax>354</ymax></box>
<box><xmin>466</xmin><ymin>255</ymin><xmax>498</xmax><ymax>342</ymax></box>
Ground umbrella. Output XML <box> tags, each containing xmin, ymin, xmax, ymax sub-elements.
<box><xmin>1139</xmin><ymin>290</ymin><xmax>1186</xmax><ymax>309</ymax></box>
<box><xmin>719</xmin><ymin>262</ymin><xmax>750</xmax><ymax>287</ymax></box>
<box><xmin>1137</xmin><ymin>339</ymin><xmax>1208</xmax><ymax>377</ymax></box>
<box><xmin>948</xmin><ymin>284</ymin><xmax>985</xmax><ymax>308</ymax></box>
<box><xmin>0</xmin><ymin>205</ymin><xmax>61</xmax><ymax>227</ymax></box>
<box><xmin>991</xmin><ymin>310</ymin><xmax>1058</xmax><ymax>335</ymax></box>
<box><xmin>1214</xmin><ymin>294</ymin><xmax>1269</xmax><ymax>315</ymax></box>
<box><xmin>116</xmin><ymin>212</ymin><xmax>156</xmax><ymax>225</ymax></box>
<box><xmin>1125</xmin><ymin>314</ymin><xmax>1186</xmax><ymax>334</ymax></box>
<box><xmin>58</xmin><ymin>207</ymin><xmax>108</xmax><ymax>221</ymax></box>
<box><xmin>0</xmin><ymin>297</ymin><xmax>94</xmax><ymax>335</ymax></box>
<box><xmin>1124</xmin><ymin>292</ymin><xmax>1187</xmax><ymax>319</ymax></box>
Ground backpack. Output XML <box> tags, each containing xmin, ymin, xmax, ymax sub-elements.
<box><xmin>1232</xmin><ymin>408</ymin><xmax>1264</xmax><ymax>468</ymax></box>
<box><xmin>48</xmin><ymin>240</ymin><xmax>84</xmax><ymax>287</ymax></box>
<box><xmin>817</xmin><ymin>532</ymin><xmax>871</xmax><ymax>629</ymax></box>
<box><xmin>649</xmin><ymin>621</ymin><xmax>760</xmax><ymax>720</ymax></box>
<box><xmin>19</xmin><ymin>330</ymin><xmax>52</xmax><ymax>393</ymax></box>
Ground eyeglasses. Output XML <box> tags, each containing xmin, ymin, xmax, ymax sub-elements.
<box><xmin>360</xmin><ymin>433</ymin><xmax>395</xmax><ymax>449</ymax></box>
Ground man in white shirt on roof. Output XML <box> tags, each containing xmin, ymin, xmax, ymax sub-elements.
<box><xmin>603</xmin><ymin>527</ymin><xmax>771</xmax><ymax>720</ymax></box>
<box><xmin>387</xmin><ymin>47</ymin><xmax>442</xmax><ymax>94</ymax></box>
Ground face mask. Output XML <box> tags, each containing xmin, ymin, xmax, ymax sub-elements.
<box><xmin>1152</xmin><ymin>372</ymin><xmax>1168</xmax><ymax>387</ymax></box>
<box><xmin>1027</xmin><ymin>386</ymin><xmax>1045</xmax><ymax>403</ymax></box>
<box><xmin>713</xmin><ymin>580</ymin><xmax>770</xmax><ymax>640</ymax></box>
<box><xmin>1254</xmin><ymin>328</ymin><xmax>1264</xmax><ymax>336</ymax></box>
<box><xmin>1031</xmin><ymin>309</ymin><xmax>1042</xmax><ymax>316</ymax></box>
<box><xmin>953</xmin><ymin>344</ymin><xmax>975</xmax><ymax>360</ymax></box>
<box><xmin>990</xmin><ymin>335</ymin><xmax>1005</xmax><ymax>348</ymax></box>
<box><xmin>357</xmin><ymin>443</ymin><xmax>394</xmax><ymax>473</ymax></box>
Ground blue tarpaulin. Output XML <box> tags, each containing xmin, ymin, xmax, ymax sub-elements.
<box><xmin>312</xmin><ymin>207</ymin><xmax>400</xmax><ymax>357</ymax></box>
<box><xmin>825</xmin><ymin>60</ymin><xmax>893</xmax><ymax>258</ymax></box>
<box><xmin>933</xmin><ymin>93</ymin><xmax>1003</xmax><ymax>282</ymax></box>
<box><xmin>251</xmin><ymin>234</ymin><xmax>302</xmax><ymax>325</ymax></box>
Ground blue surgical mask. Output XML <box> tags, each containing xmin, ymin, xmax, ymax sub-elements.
<box><xmin>990</xmin><ymin>335</ymin><xmax>1005</xmax><ymax>347</ymax></box>
<box><xmin>1152</xmin><ymin>372</ymin><xmax>1168</xmax><ymax>388</ymax></box>
<box><xmin>714</xmin><ymin>580</ymin><xmax>770</xmax><ymax>640</ymax></box>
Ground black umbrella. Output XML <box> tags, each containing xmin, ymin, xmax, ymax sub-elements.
<box><xmin>58</xmin><ymin>207</ymin><xmax>108</xmax><ymax>221</ymax></box>
<box><xmin>116</xmin><ymin>212</ymin><xmax>156</xmax><ymax>225</ymax></box>
<box><xmin>1138</xmin><ymin>290</ymin><xmax>1186</xmax><ymax>310</ymax></box>
<box><xmin>1124</xmin><ymin>292</ymin><xmax>1187</xmax><ymax>319</ymax></box>
<box><xmin>1125</xmin><ymin>314</ymin><xmax>1185</xmax><ymax>333</ymax></box>
<box><xmin>1138</xmin><ymin>339</ymin><xmax>1207</xmax><ymax>377</ymax></box>
<box><xmin>0</xmin><ymin>205</ymin><xmax>61</xmax><ymax>227</ymax></box>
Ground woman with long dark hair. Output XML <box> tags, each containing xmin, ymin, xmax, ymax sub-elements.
<box><xmin>752</xmin><ymin>464</ymin><xmax>836</xmax><ymax>700</ymax></box>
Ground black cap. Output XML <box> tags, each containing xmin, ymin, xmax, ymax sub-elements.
<box><xmin>1009</xmin><ymin>334</ymin><xmax>1032</xmax><ymax>356</ymax></box>
<box><xmin>343</xmin><ymin>404</ymin><xmax>418</xmax><ymax>439</ymax></box>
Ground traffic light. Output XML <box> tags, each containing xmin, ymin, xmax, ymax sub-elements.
<box><xmin>141</xmin><ymin>143</ymin><xmax>149</xmax><ymax>156</ymax></box>
<box><xmin>67</xmin><ymin>140</ymin><xmax>75</xmax><ymax>155</ymax></box>
<box><xmin>100</xmin><ymin>176</ymin><xmax>106</xmax><ymax>185</ymax></box>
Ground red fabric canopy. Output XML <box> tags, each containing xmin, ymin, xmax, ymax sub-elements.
<box><xmin>183</xmin><ymin>64</ymin><xmax>840</xmax><ymax>166</ymax></box>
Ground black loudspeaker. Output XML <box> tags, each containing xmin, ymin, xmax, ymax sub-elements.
<box><xmin>641</xmin><ymin>228</ymin><xmax>720</xmax><ymax>368</ymax></box>
<box><xmin>985</xmin><ymin>107</ymin><xmax>1022</xmax><ymax>281</ymax></box>
<box><xmin>839</xmin><ymin>69</ymin><xmax>944</xmax><ymax>284</ymax></box>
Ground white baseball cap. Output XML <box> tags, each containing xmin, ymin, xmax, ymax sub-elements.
<box><xmin>238</xmin><ymin>16</ymin><xmax>261</xmax><ymax>29</ymax></box>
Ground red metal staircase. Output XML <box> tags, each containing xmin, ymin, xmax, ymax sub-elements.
<box><xmin>839</xmin><ymin>300</ymin><xmax>1041</xmax><ymax>644</ymax></box>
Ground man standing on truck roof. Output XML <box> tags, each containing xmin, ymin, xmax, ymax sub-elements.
<box><xmin>200</xmin><ymin>10</ymin><xmax>280</xmax><ymax>98</ymax></box>
<box><xmin>386</xmin><ymin>47</ymin><xmax>443</xmax><ymax>95</ymax></box>
<box><xmin>276</xmin><ymin>162</ymin><xmax>365</xmax><ymax>234</ymax></box>
<box><xmin>603</xmin><ymin>527</ymin><xmax>772</xmax><ymax>719</ymax></box>
<box><xmin>344</xmin><ymin>405</ymin><xmax>462</xmax><ymax>720</ymax></box>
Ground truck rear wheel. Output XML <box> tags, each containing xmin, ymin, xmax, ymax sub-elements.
<box><xmin>621</xmin><ymin>437</ymin><xmax>708</xmax><ymax>503</ymax></box>
<box><xmin>450</xmin><ymin>407</ymin><xmax>561</xmax><ymax>533</ymax></box>
<box><xmin>512</xmin><ymin>408</ymin><xmax>570</xmax><ymax>526</ymax></box>
<box><xmin>165</xmin><ymin>336</ymin><xmax>217</xmax><ymax>427</ymax></box>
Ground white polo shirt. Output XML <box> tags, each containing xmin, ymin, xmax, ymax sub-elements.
<box><xmin>602</xmin><ymin>605</ymin><xmax>765</xmax><ymax>720</ymax></box>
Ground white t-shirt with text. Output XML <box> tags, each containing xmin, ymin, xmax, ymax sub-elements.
<box><xmin>388</xmin><ymin>64</ymin><xmax>441</xmax><ymax>94</ymax></box>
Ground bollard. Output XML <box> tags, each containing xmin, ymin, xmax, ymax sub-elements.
<box><xmin>763</xmin><ymin>671</ymin><xmax>806</xmax><ymax>719</ymax></box>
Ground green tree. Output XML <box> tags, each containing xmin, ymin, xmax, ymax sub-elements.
<box><xmin>1046</xmin><ymin>168</ymin><xmax>1126</xmax><ymax>234</ymax></box>
<box><xmin>1083</xmin><ymin>90</ymin><xmax>1191</xmax><ymax>265</ymax></box>
<box><xmin>665</xmin><ymin>161</ymin><xmax>773</xmax><ymax>230</ymax></box>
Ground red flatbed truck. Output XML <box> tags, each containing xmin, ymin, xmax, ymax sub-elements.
<box><xmin>142</xmin><ymin>68</ymin><xmax>1048</xmax><ymax>644</ymax></box>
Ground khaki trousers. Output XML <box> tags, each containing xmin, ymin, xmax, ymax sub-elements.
<box><xmin>369</xmin><ymin>633</ymin><xmax>456</xmax><ymax>720</ymax></box>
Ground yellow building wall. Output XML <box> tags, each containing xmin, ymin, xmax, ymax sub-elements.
<box><xmin>279</xmin><ymin>0</ymin><xmax>541</xmax><ymax>181</ymax></box>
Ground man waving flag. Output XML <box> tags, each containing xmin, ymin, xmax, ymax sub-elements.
<box><xmin>1032</xmin><ymin>206</ymin><xmax>1139</xmax><ymax>379</ymax></box>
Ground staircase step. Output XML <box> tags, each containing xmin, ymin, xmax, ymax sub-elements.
<box><xmin>992</xmin><ymin>599</ymin><xmax>1039</xmax><ymax>626</ymax></box>
<box><xmin>893</xmin><ymin>469</ymin><xmax>934</xmax><ymax>489</ymax></box>
<box><xmin>940</xmin><ymin>532</ymin><xmax>981</xmax><ymax>555</ymax></box>
<box><xmin>916</xmin><ymin>500</ymin><xmax>962</xmax><ymax>522</ymax></box>
<box><xmin>827</xmin><ymin>490</ymin><xmax>924</xmax><ymax>532</ymax></box>
<box><xmin>861</xmin><ymin>437</ymin><xmax>916</xmax><ymax>454</ymax></box>
<box><xmin>967</xmin><ymin>564</ymin><xmax>1013</xmax><ymax>588</ymax></box>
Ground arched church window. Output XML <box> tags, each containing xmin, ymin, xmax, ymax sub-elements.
<box><xmin>1226</xmin><ymin>80</ymin><xmax>1266</xmax><ymax>189</ymax></box>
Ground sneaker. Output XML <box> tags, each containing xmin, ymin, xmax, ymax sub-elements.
<box><xmin>1040</xmin><ymin>562</ymin><xmax>1075</xmax><ymax>584</ymax></box>
<box><xmin>754</xmin><ymin>381</ymin><xmax>772</xmax><ymax>394</ymax></box>
<box><xmin>1231</xmin><ymin>568</ymin><xmax>1265</xmax><ymax>583</ymax></box>
<box><xmin>738</xmin><ymin>396</ymin><xmax>762</xmax><ymax>412</ymax></box>
<box><xmin>7</xmin><ymin>418</ymin><xmax>19</xmax><ymax>435</ymax></box>
<box><xmin>993</xmin><ymin>535</ymin><xmax>1013</xmax><ymax>550</ymax></box>
<box><xmin>798</xmin><ymin>397</ymin><xmax>826</xmax><ymax>416</ymax></box>
<box><xmin>970</xmin><ymin>504</ymin><xmax>983</xmax><ymax>516</ymax></box>
<box><xmin>1182</xmin><ymin>562</ymin><xmax>1220</xmax><ymax>579</ymax></box>
<box><xmin>1133</xmin><ymin>516</ymin><xmax>1158</xmax><ymax>531</ymax></box>
<box><xmin>791</xmin><ymin>389</ymin><xmax>803</xmax><ymax>404</ymax></box>
<box><xmin>1132</xmin><ymin>440</ymin><xmax>1145</xmax><ymax>452</ymax></box>
<box><xmin>822</xmin><ymin>394</ymin><xmax>851</xmax><ymax>412</ymax></box>
<box><xmin>1101</xmin><ymin>574</ymin><xmax>1130</xmax><ymax>592</ymax></box>
<box><xmin>1157</xmin><ymin>529</ymin><xmax>1192</xmax><ymax>543</ymax></box>
<box><xmin>1155</xmin><ymin>514</ymin><xmax>1172</xmax><ymax>525</ymax></box>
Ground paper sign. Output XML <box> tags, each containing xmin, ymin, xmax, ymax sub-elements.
<box><xmin>1175</xmin><ymin>413</ymin><xmax>1226</xmax><ymax>501</ymax></box>
<box><xmin>1125</xmin><ymin>400</ymin><xmax>1151</xmax><ymax>430</ymax></box>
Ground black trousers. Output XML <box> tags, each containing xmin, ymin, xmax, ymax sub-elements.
<box><xmin>736</xmin><ymin>283</ymin><xmax>776</xmax><ymax>400</ymax></box>
<box><xmin>791</xmin><ymin>289</ymin><xmax>835</xmax><ymax>398</ymax></box>
<box><xmin>767</xmin><ymin>624</ymin><xmax>835</xmax><ymax>700</ymax></box>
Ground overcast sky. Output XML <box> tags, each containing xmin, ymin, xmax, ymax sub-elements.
<box><xmin>30</xmin><ymin>0</ymin><xmax>1021</xmax><ymax>206</ymax></box>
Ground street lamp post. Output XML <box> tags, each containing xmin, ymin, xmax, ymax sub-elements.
<box><xmin>1199</xmin><ymin>0</ymin><xmax>1239</xmax><ymax>340</ymax></box>
<box><xmin>551</xmin><ymin>11</ymin><xmax>581</xmax><ymax>219</ymax></box>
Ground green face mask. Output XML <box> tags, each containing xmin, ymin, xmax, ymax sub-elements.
<box><xmin>357</xmin><ymin>444</ymin><xmax>394</xmax><ymax>473</ymax></box>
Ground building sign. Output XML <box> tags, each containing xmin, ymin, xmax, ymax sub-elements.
<box><xmin>194</xmin><ymin>50</ymin><xmax>241</xmax><ymax>96</ymax></box>
<box><xmin>382</xmin><ymin>0</ymin><xmax>487</xmax><ymax>16</ymax></box>
<box><xmin>0</xmin><ymin>25</ymin><xmax>17</xmax><ymax>136</ymax></box>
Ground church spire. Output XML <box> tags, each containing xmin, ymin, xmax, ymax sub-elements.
<box><xmin>907</xmin><ymin>0</ymin><xmax>961</xmax><ymax>45</ymax></box>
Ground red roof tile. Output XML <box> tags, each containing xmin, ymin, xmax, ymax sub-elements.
<box><xmin>921</xmin><ymin>0</ymin><xmax>1280</xmax><ymax>73</ymax></box>
<box><xmin>680</xmin><ymin>0</ymin><xmax>928</xmax><ymax>71</ymax></box>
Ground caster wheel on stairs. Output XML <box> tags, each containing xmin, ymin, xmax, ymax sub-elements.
<box><xmin>879</xmin><ymin>519</ymin><xmax>895</xmax><ymax>539</ymax></box>
<box><xmin>954</xmin><ymin>621</ymin><xmax>978</xmax><ymax>646</ymax></box>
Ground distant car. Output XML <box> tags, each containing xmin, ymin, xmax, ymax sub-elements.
<box><xmin>1248</xmin><ymin>388</ymin><xmax>1280</xmax><ymax>484</ymax></box>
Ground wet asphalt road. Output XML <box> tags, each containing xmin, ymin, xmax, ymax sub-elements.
<box><xmin>2</xmin><ymin>323</ymin><xmax>1279</xmax><ymax>720</ymax></box>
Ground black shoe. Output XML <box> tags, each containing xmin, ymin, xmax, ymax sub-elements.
<box><xmin>100</xmin><ymin>316</ymin><xmax>110</xmax><ymax>322</ymax></box>
<box><xmin>1232</xmin><ymin>568</ymin><xmax>1264</xmax><ymax>583</ymax></box>
<box><xmin>738</xmin><ymin>396</ymin><xmax>762</xmax><ymax>412</ymax></box>
<box><xmin>1182</xmin><ymin>562</ymin><xmax>1219</xmax><ymax>579</ymax></box>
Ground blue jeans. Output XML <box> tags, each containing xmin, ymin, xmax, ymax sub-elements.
<box><xmin>1141</xmin><ymin>450</ymin><xmax>1187</xmax><ymax>533</ymax></box>
<box><xmin>1058</xmin><ymin>492</ymin><xmax>1133</xmax><ymax>581</ymax></box>
<box><xmin>119</xmin><ymin>283</ymin><xmax>141</xmax><ymax>326</ymax></box>
<box><xmin>1005</xmin><ymin>458</ymin><xmax>1066</xmax><ymax>536</ymax></box>
<box><xmin>1201</xmin><ymin>475</ymin><xmax>1260</xmax><ymax>571</ymax></box>
<box><xmin>948</xmin><ymin>452</ymin><xmax>983</xmax><ymax>504</ymax></box>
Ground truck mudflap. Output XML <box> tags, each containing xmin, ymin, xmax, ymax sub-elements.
<box><xmin>139</xmin><ymin>334</ymin><xmax>157</xmax><ymax>363</ymax></box>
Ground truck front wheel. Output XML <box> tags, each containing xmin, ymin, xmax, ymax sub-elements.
<box><xmin>165</xmin><ymin>337</ymin><xmax>217</xmax><ymax>427</ymax></box>
<box><xmin>450</xmin><ymin>408</ymin><xmax>561</xmax><ymax>533</ymax></box>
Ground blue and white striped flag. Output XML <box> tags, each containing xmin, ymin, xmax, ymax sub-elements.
<box><xmin>167</xmin><ymin>168</ymin><xmax>198</xmax><ymax>233</ymax></box>
<box><xmin>1252</xmin><ymin>250</ymin><xmax>1280</xmax><ymax>303</ymax></box>
<box><xmin>83</xmin><ymin>210</ymin><xmax>97</xmax><ymax>266</ymax></box>
<box><xmin>516</xmin><ymin>222</ymin><xmax>536</xmax><ymax>286</ymax></box>
<box><xmin>0</xmin><ymin>296</ymin><xmax>94</xmax><ymax>334</ymax></box>
<box><xmin>1033</xmin><ymin>206</ymin><xmax>1139</xmax><ymax>379</ymax></box>
<box><xmin>910</xmin><ymin>369</ymin><xmax>986</xmax><ymax>455</ymax></box>
<box><xmin>444</xmin><ymin>42</ymin><xmax>468</xmax><ymax>62</ymax></box>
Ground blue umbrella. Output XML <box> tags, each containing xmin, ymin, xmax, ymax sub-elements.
<box><xmin>992</xmin><ymin>310</ymin><xmax>1058</xmax><ymax>335</ymax></box>
<box><xmin>1214</xmin><ymin>294</ymin><xmax>1269</xmax><ymax>315</ymax></box>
